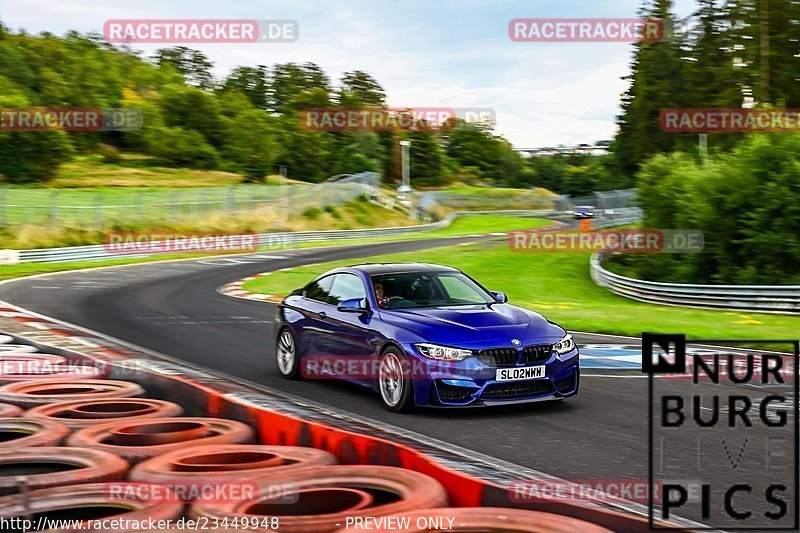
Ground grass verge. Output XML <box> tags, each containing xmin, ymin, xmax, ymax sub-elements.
<box><xmin>241</xmin><ymin>240</ymin><xmax>800</xmax><ymax>340</ymax></box>
<box><xmin>0</xmin><ymin>215</ymin><xmax>551</xmax><ymax>283</ymax></box>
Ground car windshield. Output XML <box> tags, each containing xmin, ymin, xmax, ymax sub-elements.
<box><xmin>370</xmin><ymin>271</ymin><xmax>495</xmax><ymax>309</ymax></box>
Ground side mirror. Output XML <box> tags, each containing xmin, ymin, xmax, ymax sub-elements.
<box><xmin>491</xmin><ymin>291</ymin><xmax>508</xmax><ymax>303</ymax></box>
<box><xmin>337</xmin><ymin>298</ymin><xmax>368</xmax><ymax>313</ymax></box>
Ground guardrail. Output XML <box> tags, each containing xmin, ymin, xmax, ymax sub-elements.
<box><xmin>11</xmin><ymin>205</ymin><xmax>643</xmax><ymax>265</ymax></box>
<box><xmin>12</xmin><ymin>209</ymin><xmax>557</xmax><ymax>264</ymax></box>
<box><xmin>591</xmin><ymin>253</ymin><xmax>800</xmax><ymax>314</ymax></box>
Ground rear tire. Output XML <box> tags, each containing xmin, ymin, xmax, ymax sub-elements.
<box><xmin>378</xmin><ymin>347</ymin><xmax>414</xmax><ymax>413</ymax></box>
<box><xmin>276</xmin><ymin>327</ymin><xmax>300</xmax><ymax>380</ymax></box>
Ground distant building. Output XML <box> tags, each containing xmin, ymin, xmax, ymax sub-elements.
<box><xmin>513</xmin><ymin>140</ymin><xmax>611</xmax><ymax>157</ymax></box>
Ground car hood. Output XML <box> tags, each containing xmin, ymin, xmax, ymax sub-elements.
<box><xmin>379</xmin><ymin>304</ymin><xmax>565</xmax><ymax>346</ymax></box>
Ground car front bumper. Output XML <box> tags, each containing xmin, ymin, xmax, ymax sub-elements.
<box><xmin>402</xmin><ymin>344</ymin><xmax>580</xmax><ymax>407</ymax></box>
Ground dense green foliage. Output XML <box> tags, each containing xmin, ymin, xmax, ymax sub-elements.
<box><xmin>612</xmin><ymin>0</ymin><xmax>800</xmax><ymax>284</ymax></box>
<box><xmin>615</xmin><ymin>0</ymin><xmax>800</xmax><ymax>175</ymax></box>
<box><xmin>0</xmin><ymin>23</ymin><xmax>621</xmax><ymax>192</ymax></box>
<box><xmin>613</xmin><ymin>134</ymin><xmax>800</xmax><ymax>284</ymax></box>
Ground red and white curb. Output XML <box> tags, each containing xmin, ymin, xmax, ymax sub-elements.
<box><xmin>218</xmin><ymin>265</ymin><xmax>322</xmax><ymax>303</ymax></box>
<box><xmin>217</xmin><ymin>228</ymin><xmax>554</xmax><ymax>304</ymax></box>
<box><xmin>219</xmin><ymin>273</ymin><xmax>284</xmax><ymax>302</ymax></box>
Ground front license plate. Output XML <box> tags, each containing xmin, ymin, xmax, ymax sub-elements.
<box><xmin>495</xmin><ymin>365</ymin><xmax>546</xmax><ymax>382</ymax></box>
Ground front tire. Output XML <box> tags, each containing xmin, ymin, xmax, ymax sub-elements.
<box><xmin>276</xmin><ymin>327</ymin><xmax>300</xmax><ymax>379</ymax></box>
<box><xmin>378</xmin><ymin>347</ymin><xmax>414</xmax><ymax>413</ymax></box>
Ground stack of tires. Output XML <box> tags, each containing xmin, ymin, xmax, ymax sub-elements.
<box><xmin>0</xmin><ymin>334</ymin><xmax>613</xmax><ymax>532</ymax></box>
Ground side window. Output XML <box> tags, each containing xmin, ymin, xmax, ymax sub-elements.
<box><xmin>305</xmin><ymin>275</ymin><xmax>335</xmax><ymax>303</ymax></box>
<box><xmin>328</xmin><ymin>273</ymin><xmax>367</xmax><ymax>305</ymax></box>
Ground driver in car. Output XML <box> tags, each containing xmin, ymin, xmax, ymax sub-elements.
<box><xmin>374</xmin><ymin>280</ymin><xmax>395</xmax><ymax>308</ymax></box>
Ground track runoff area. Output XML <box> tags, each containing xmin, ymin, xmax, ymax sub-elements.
<box><xmin>0</xmin><ymin>234</ymin><xmax>795</xmax><ymax>530</ymax></box>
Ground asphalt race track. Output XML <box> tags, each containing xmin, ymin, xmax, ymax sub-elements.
<box><xmin>0</xmin><ymin>234</ymin><xmax>794</xmax><ymax>528</ymax></box>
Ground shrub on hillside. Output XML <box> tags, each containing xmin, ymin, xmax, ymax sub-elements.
<box><xmin>147</xmin><ymin>126</ymin><xmax>220</xmax><ymax>170</ymax></box>
<box><xmin>98</xmin><ymin>143</ymin><xmax>121</xmax><ymax>164</ymax></box>
<box><xmin>0</xmin><ymin>131</ymin><xmax>73</xmax><ymax>183</ymax></box>
<box><xmin>633</xmin><ymin>134</ymin><xmax>800</xmax><ymax>284</ymax></box>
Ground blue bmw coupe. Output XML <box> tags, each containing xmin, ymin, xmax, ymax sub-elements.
<box><xmin>275</xmin><ymin>263</ymin><xmax>579</xmax><ymax>412</ymax></box>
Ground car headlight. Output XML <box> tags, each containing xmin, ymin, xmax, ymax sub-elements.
<box><xmin>414</xmin><ymin>343</ymin><xmax>473</xmax><ymax>361</ymax></box>
<box><xmin>554</xmin><ymin>334</ymin><xmax>575</xmax><ymax>355</ymax></box>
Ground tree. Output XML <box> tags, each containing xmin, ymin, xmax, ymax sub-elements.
<box><xmin>219</xmin><ymin>108</ymin><xmax>277</xmax><ymax>182</ymax></box>
<box><xmin>269</xmin><ymin>62</ymin><xmax>331</xmax><ymax>113</ymax></box>
<box><xmin>443</xmin><ymin>120</ymin><xmax>527</xmax><ymax>185</ymax></box>
<box><xmin>406</xmin><ymin>129</ymin><xmax>445</xmax><ymax>186</ymax></box>
<box><xmin>0</xmin><ymin>131</ymin><xmax>73</xmax><ymax>183</ymax></box>
<box><xmin>614</xmin><ymin>0</ymin><xmax>694</xmax><ymax>176</ymax></box>
<box><xmin>159</xmin><ymin>84</ymin><xmax>224</xmax><ymax>148</ymax></box>
<box><xmin>221</xmin><ymin>66</ymin><xmax>269</xmax><ymax>110</ymax></box>
<box><xmin>146</xmin><ymin>126</ymin><xmax>219</xmax><ymax>169</ymax></box>
<box><xmin>338</xmin><ymin>71</ymin><xmax>386</xmax><ymax>107</ymax></box>
<box><xmin>272</xmin><ymin>114</ymin><xmax>333</xmax><ymax>182</ymax></box>
<box><xmin>154</xmin><ymin>47</ymin><xmax>215</xmax><ymax>89</ymax></box>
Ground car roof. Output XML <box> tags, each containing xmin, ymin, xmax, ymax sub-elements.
<box><xmin>344</xmin><ymin>262</ymin><xmax>460</xmax><ymax>275</ymax></box>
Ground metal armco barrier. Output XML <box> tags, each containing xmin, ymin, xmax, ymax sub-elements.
<box><xmin>13</xmin><ymin>209</ymin><xmax>556</xmax><ymax>264</ymax></box>
<box><xmin>591</xmin><ymin>253</ymin><xmax>800</xmax><ymax>314</ymax></box>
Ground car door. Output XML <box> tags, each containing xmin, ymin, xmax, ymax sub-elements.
<box><xmin>320</xmin><ymin>273</ymin><xmax>377</xmax><ymax>383</ymax></box>
<box><xmin>297</xmin><ymin>274</ymin><xmax>336</xmax><ymax>362</ymax></box>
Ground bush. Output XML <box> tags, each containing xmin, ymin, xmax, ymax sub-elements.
<box><xmin>0</xmin><ymin>131</ymin><xmax>73</xmax><ymax>183</ymax></box>
<box><xmin>147</xmin><ymin>126</ymin><xmax>220</xmax><ymax>170</ymax></box>
<box><xmin>303</xmin><ymin>206</ymin><xmax>322</xmax><ymax>219</ymax></box>
<box><xmin>98</xmin><ymin>143</ymin><xmax>121</xmax><ymax>164</ymax></box>
<box><xmin>632</xmin><ymin>134</ymin><xmax>800</xmax><ymax>284</ymax></box>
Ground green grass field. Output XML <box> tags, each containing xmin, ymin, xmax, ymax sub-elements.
<box><xmin>423</xmin><ymin>215</ymin><xmax>551</xmax><ymax>237</ymax></box>
<box><xmin>0</xmin><ymin>215</ymin><xmax>550</xmax><ymax>282</ymax></box>
<box><xmin>437</xmin><ymin>185</ymin><xmax>555</xmax><ymax>197</ymax></box>
<box><xmin>241</xmin><ymin>240</ymin><xmax>800</xmax><ymax>340</ymax></box>
<box><xmin>0</xmin><ymin>154</ymin><xmax>315</xmax><ymax>228</ymax></box>
<box><xmin>425</xmin><ymin>185</ymin><xmax>559</xmax><ymax>212</ymax></box>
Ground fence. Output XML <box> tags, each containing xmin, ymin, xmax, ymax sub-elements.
<box><xmin>591</xmin><ymin>253</ymin><xmax>800</xmax><ymax>314</ymax></box>
<box><xmin>591</xmin><ymin>207</ymin><xmax>643</xmax><ymax>228</ymax></box>
<box><xmin>12</xmin><ymin>209</ymin><xmax>556</xmax><ymax>264</ymax></box>
<box><xmin>0</xmin><ymin>172</ymin><xmax>380</xmax><ymax>229</ymax></box>
<box><xmin>417</xmin><ymin>189</ymin><xmax>569</xmax><ymax>212</ymax></box>
<box><xmin>5</xmin><ymin>186</ymin><xmax>641</xmax><ymax>264</ymax></box>
<box><xmin>568</xmin><ymin>188</ymin><xmax>638</xmax><ymax>211</ymax></box>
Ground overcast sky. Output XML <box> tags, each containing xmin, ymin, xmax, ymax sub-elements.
<box><xmin>0</xmin><ymin>0</ymin><xmax>696</xmax><ymax>147</ymax></box>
